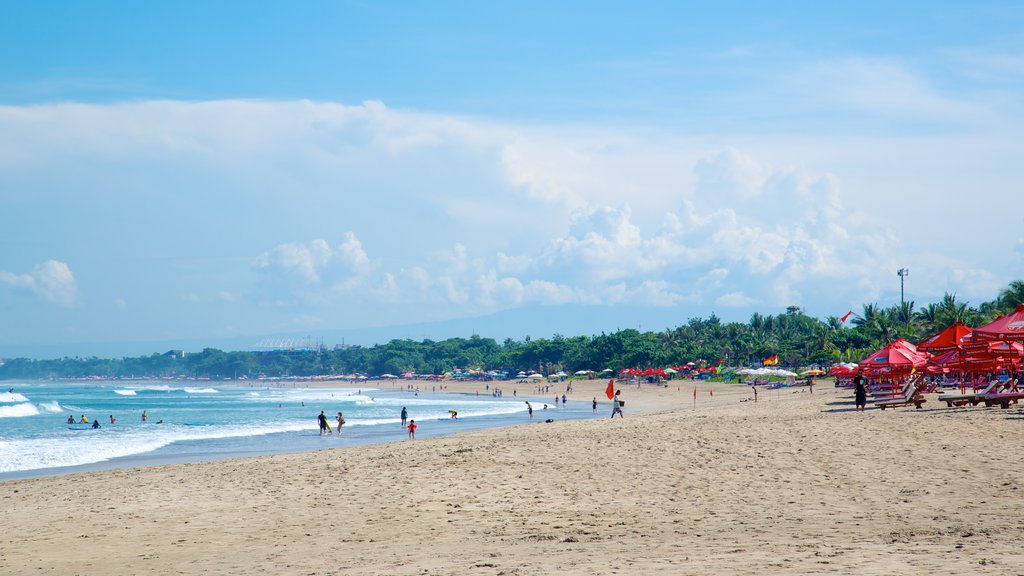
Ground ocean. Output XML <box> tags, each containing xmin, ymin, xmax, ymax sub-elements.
<box><xmin>0</xmin><ymin>380</ymin><xmax>596</xmax><ymax>480</ymax></box>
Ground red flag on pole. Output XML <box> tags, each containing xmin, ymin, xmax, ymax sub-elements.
<box><xmin>693</xmin><ymin>387</ymin><xmax>697</xmax><ymax>400</ymax></box>
<box><xmin>840</xmin><ymin>310</ymin><xmax>853</xmax><ymax>323</ymax></box>
<box><xmin>605</xmin><ymin>380</ymin><xmax>615</xmax><ymax>400</ymax></box>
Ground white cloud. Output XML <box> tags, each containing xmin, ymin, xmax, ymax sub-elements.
<box><xmin>1</xmin><ymin>87</ymin><xmax>1020</xmax><ymax>346</ymax></box>
<box><xmin>716</xmin><ymin>291</ymin><xmax>758</xmax><ymax>307</ymax></box>
<box><xmin>0</xmin><ymin>260</ymin><xmax>77</xmax><ymax>306</ymax></box>
<box><xmin>255</xmin><ymin>239</ymin><xmax>332</xmax><ymax>284</ymax></box>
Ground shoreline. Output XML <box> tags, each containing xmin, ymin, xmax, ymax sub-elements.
<box><xmin>2</xmin><ymin>378</ymin><xmax>649</xmax><ymax>482</ymax></box>
<box><xmin>5</xmin><ymin>381</ymin><xmax>1021</xmax><ymax>575</ymax></box>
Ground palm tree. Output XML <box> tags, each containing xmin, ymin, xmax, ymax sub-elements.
<box><xmin>997</xmin><ymin>280</ymin><xmax>1024</xmax><ymax>311</ymax></box>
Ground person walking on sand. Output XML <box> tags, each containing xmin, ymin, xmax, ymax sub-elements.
<box><xmin>611</xmin><ymin>390</ymin><xmax>624</xmax><ymax>418</ymax></box>
<box><xmin>407</xmin><ymin>420</ymin><xmax>417</xmax><ymax>439</ymax></box>
<box><xmin>401</xmin><ymin>406</ymin><xmax>408</xmax><ymax>427</ymax></box>
<box><xmin>318</xmin><ymin>411</ymin><xmax>329</xmax><ymax>435</ymax></box>
<box><xmin>853</xmin><ymin>374</ymin><xmax>867</xmax><ymax>412</ymax></box>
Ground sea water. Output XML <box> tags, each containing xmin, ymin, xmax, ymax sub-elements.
<box><xmin>0</xmin><ymin>381</ymin><xmax>596</xmax><ymax>480</ymax></box>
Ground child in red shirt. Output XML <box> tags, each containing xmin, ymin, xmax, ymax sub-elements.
<box><xmin>407</xmin><ymin>420</ymin><xmax>417</xmax><ymax>439</ymax></box>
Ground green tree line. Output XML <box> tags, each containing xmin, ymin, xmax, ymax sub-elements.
<box><xmin>2</xmin><ymin>281</ymin><xmax>1022</xmax><ymax>380</ymax></box>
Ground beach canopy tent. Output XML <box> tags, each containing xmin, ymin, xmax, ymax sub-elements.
<box><xmin>972</xmin><ymin>304</ymin><xmax>1024</xmax><ymax>341</ymax></box>
<box><xmin>574</xmin><ymin>370</ymin><xmax>592</xmax><ymax>375</ymax></box>
<box><xmin>664</xmin><ymin>368</ymin><xmax>678</xmax><ymax>374</ymax></box>
<box><xmin>528</xmin><ymin>373</ymin><xmax>544</xmax><ymax>380</ymax></box>
<box><xmin>800</xmin><ymin>369</ymin><xmax>825</xmax><ymax>376</ymax></box>
<box><xmin>917</xmin><ymin>322</ymin><xmax>974</xmax><ymax>353</ymax></box>
<box><xmin>858</xmin><ymin>339</ymin><xmax>931</xmax><ymax>378</ymax></box>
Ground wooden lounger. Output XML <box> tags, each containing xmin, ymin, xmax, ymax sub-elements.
<box><xmin>938</xmin><ymin>380</ymin><xmax>1003</xmax><ymax>407</ymax></box>
<box><xmin>877</xmin><ymin>380</ymin><xmax>927</xmax><ymax>410</ymax></box>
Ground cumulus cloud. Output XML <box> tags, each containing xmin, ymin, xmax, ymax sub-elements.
<box><xmin>243</xmin><ymin>145</ymin><xmax>908</xmax><ymax>320</ymax></box>
<box><xmin>0</xmin><ymin>260</ymin><xmax>77</xmax><ymax>306</ymax></box>
<box><xmin>3</xmin><ymin>92</ymin><xmax>1016</xmax><ymax>343</ymax></box>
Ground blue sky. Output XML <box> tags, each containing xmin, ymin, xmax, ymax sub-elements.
<box><xmin>1</xmin><ymin>1</ymin><xmax>1023</xmax><ymax>357</ymax></box>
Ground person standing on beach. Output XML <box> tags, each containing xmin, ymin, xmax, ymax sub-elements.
<box><xmin>318</xmin><ymin>411</ymin><xmax>329</xmax><ymax>435</ymax></box>
<box><xmin>336</xmin><ymin>411</ymin><xmax>345</xmax><ymax>434</ymax></box>
<box><xmin>401</xmin><ymin>407</ymin><xmax>408</xmax><ymax>427</ymax></box>
<box><xmin>611</xmin><ymin>390</ymin><xmax>624</xmax><ymax>418</ymax></box>
<box><xmin>526</xmin><ymin>401</ymin><xmax>533</xmax><ymax>418</ymax></box>
<box><xmin>853</xmin><ymin>374</ymin><xmax>867</xmax><ymax>412</ymax></box>
<box><xmin>407</xmin><ymin>420</ymin><xmax>417</xmax><ymax>439</ymax></box>
<box><xmin>592</xmin><ymin>397</ymin><xmax>597</xmax><ymax>412</ymax></box>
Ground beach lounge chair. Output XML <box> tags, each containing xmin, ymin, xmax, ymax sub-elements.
<box><xmin>937</xmin><ymin>380</ymin><xmax>1003</xmax><ymax>407</ymax></box>
<box><xmin>871</xmin><ymin>380</ymin><xmax>912</xmax><ymax>402</ymax></box>
<box><xmin>876</xmin><ymin>378</ymin><xmax>927</xmax><ymax>410</ymax></box>
<box><xmin>982</xmin><ymin>379</ymin><xmax>1022</xmax><ymax>409</ymax></box>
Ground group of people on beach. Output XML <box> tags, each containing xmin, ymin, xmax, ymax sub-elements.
<box><xmin>318</xmin><ymin>405</ymin><xmax>421</xmax><ymax>439</ymax></box>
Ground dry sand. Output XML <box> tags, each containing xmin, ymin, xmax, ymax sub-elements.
<box><xmin>2</xmin><ymin>378</ymin><xmax>1024</xmax><ymax>575</ymax></box>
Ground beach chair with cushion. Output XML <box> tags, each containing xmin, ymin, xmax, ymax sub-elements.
<box><xmin>938</xmin><ymin>380</ymin><xmax>1003</xmax><ymax>407</ymax></box>
<box><xmin>876</xmin><ymin>379</ymin><xmax>927</xmax><ymax>410</ymax></box>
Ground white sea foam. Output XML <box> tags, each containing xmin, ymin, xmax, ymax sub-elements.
<box><xmin>0</xmin><ymin>420</ymin><xmax>315</xmax><ymax>473</ymax></box>
<box><xmin>183</xmin><ymin>387</ymin><xmax>218</xmax><ymax>394</ymax></box>
<box><xmin>114</xmin><ymin>389</ymin><xmax>137</xmax><ymax>396</ymax></box>
<box><xmin>0</xmin><ymin>392</ymin><xmax>30</xmax><ymax>403</ymax></box>
<box><xmin>0</xmin><ymin>403</ymin><xmax>40</xmax><ymax>418</ymax></box>
<box><xmin>38</xmin><ymin>401</ymin><xmax>63</xmax><ymax>413</ymax></box>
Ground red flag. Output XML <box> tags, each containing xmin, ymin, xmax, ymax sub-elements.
<box><xmin>605</xmin><ymin>380</ymin><xmax>615</xmax><ymax>400</ymax></box>
<box><xmin>840</xmin><ymin>310</ymin><xmax>853</xmax><ymax>323</ymax></box>
<box><xmin>693</xmin><ymin>387</ymin><xmax>697</xmax><ymax>400</ymax></box>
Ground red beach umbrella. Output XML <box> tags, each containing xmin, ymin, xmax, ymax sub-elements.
<box><xmin>858</xmin><ymin>339</ymin><xmax>931</xmax><ymax>378</ymax></box>
<box><xmin>917</xmin><ymin>322</ymin><xmax>974</xmax><ymax>353</ymax></box>
<box><xmin>973</xmin><ymin>304</ymin><xmax>1024</xmax><ymax>341</ymax></box>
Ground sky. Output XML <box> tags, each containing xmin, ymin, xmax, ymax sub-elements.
<box><xmin>1</xmin><ymin>1</ymin><xmax>1023</xmax><ymax>357</ymax></box>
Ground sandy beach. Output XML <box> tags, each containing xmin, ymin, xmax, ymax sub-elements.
<box><xmin>3</xmin><ymin>378</ymin><xmax>1023</xmax><ymax>575</ymax></box>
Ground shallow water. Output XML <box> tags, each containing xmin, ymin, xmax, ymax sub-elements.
<box><xmin>0</xmin><ymin>380</ymin><xmax>594</xmax><ymax>480</ymax></box>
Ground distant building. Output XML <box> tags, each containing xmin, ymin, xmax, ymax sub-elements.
<box><xmin>164</xmin><ymin>350</ymin><xmax>186</xmax><ymax>359</ymax></box>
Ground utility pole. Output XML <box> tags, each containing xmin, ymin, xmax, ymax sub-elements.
<box><xmin>897</xmin><ymin>268</ymin><xmax>909</xmax><ymax>305</ymax></box>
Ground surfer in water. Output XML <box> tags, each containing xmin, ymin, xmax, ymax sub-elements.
<box><xmin>66</xmin><ymin>415</ymin><xmax>75</xmax><ymax>425</ymax></box>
